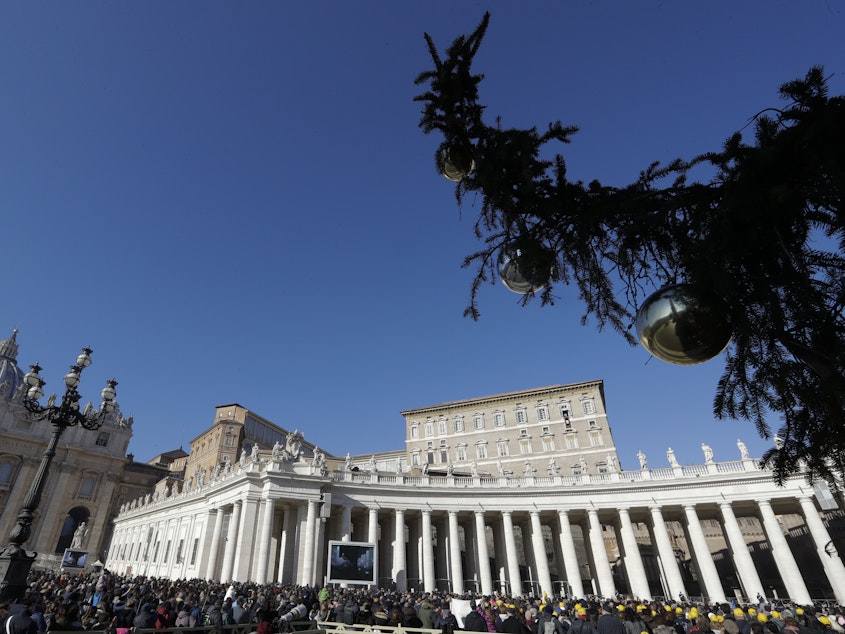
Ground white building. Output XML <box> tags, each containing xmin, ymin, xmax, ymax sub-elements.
<box><xmin>107</xmin><ymin>387</ymin><xmax>845</xmax><ymax>604</ymax></box>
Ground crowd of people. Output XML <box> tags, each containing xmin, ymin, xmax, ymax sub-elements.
<box><xmin>1</xmin><ymin>569</ymin><xmax>843</xmax><ymax>634</ymax></box>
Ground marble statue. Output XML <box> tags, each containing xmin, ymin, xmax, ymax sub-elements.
<box><xmin>667</xmin><ymin>447</ymin><xmax>680</xmax><ymax>467</ymax></box>
<box><xmin>547</xmin><ymin>457</ymin><xmax>560</xmax><ymax>475</ymax></box>
<box><xmin>737</xmin><ymin>439</ymin><xmax>749</xmax><ymax>459</ymax></box>
<box><xmin>471</xmin><ymin>460</ymin><xmax>479</xmax><ymax>477</ymax></box>
<box><xmin>637</xmin><ymin>450</ymin><xmax>648</xmax><ymax>470</ymax></box>
<box><xmin>606</xmin><ymin>454</ymin><xmax>617</xmax><ymax>473</ymax></box>
<box><xmin>239</xmin><ymin>449</ymin><xmax>247</xmax><ymax>467</ymax></box>
<box><xmin>702</xmin><ymin>443</ymin><xmax>714</xmax><ymax>463</ymax></box>
<box><xmin>251</xmin><ymin>443</ymin><xmax>260</xmax><ymax>461</ymax></box>
<box><xmin>71</xmin><ymin>522</ymin><xmax>89</xmax><ymax>549</ymax></box>
<box><xmin>272</xmin><ymin>441</ymin><xmax>282</xmax><ymax>461</ymax></box>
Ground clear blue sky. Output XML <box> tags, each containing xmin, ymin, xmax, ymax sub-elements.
<box><xmin>2</xmin><ymin>2</ymin><xmax>843</xmax><ymax>470</ymax></box>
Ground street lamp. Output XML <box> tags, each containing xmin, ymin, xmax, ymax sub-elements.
<box><xmin>0</xmin><ymin>347</ymin><xmax>117</xmax><ymax>602</ymax></box>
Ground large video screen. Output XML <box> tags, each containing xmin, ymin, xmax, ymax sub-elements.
<box><xmin>326</xmin><ymin>540</ymin><xmax>377</xmax><ymax>585</ymax></box>
<box><xmin>61</xmin><ymin>549</ymin><xmax>89</xmax><ymax>569</ymax></box>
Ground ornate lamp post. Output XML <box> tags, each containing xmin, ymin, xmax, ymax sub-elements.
<box><xmin>0</xmin><ymin>347</ymin><xmax>117</xmax><ymax>602</ymax></box>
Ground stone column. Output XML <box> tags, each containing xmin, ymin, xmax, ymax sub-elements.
<box><xmin>301</xmin><ymin>499</ymin><xmax>319</xmax><ymax>586</ymax></box>
<box><xmin>421</xmin><ymin>510</ymin><xmax>436</xmax><ymax>592</ymax></box>
<box><xmin>233</xmin><ymin>497</ymin><xmax>259</xmax><ymax>581</ymax></box>
<box><xmin>220</xmin><ymin>501</ymin><xmax>242</xmax><ymax>582</ymax></box>
<box><xmin>587</xmin><ymin>508</ymin><xmax>616</xmax><ymax>597</ymax></box>
<box><xmin>529</xmin><ymin>511</ymin><xmax>554</xmax><ymax>597</ymax></box>
<box><xmin>341</xmin><ymin>506</ymin><xmax>352</xmax><ymax>541</ymax></box>
<box><xmin>682</xmin><ymin>504</ymin><xmax>726</xmax><ymax>602</ymax></box>
<box><xmin>475</xmin><ymin>511</ymin><xmax>493</xmax><ymax>595</ymax></box>
<box><xmin>502</xmin><ymin>511</ymin><xmax>523</xmax><ymax>596</ymax></box>
<box><xmin>557</xmin><ymin>511</ymin><xmax>584</xmax><ymax>599</ymax></box>
<box><xmin>756</xmin><ymin>499</ymin><xmax>811</xmax><ymax>604</ymax></box>
<box><xmin>798</xmin><ymin>495</ymin><xmax>845</xmax><ymax>604</ymax></box>
<box><xmin>435</xmin><ymin>517</ymin><xmax>450</xmax><ymax>591</ymax></box>
<box><xmin>649</xmin><ymin>506</ymin><xmax>686</xmax><ymax>601</ymax></box>
<box><xmin>277</xmin><ymin>506</ymin><xmax>296</xmax><ymax>584</ymax></box>
<box><xmin>0</xmin><ymin>458</ymin><xmax>37</xmax><ymax>541</ymax></box>
<box><xmin>394</xmin><ymin>509</ymin><xmax>407</xmax><ymax>591</ymax></box>
<box><xmin>719</xmin><ymin>501</ymin><xmax>765</xmax><ymax>601</ymax></box>
<box><xmin>617</xmin><ymin>508</ymin><xmax>650</xmax><ymax>599</ymax></box>
<box><xmin>368</xmin><ymin>508</ymin><xmax>379</xmax><ymax>543</ymax></box>
<box><xmin>255</xmin><ymin>497</ymin><xmax>276</xmax><ymax>583</ymax></box>
<box><xmin>448</xmin><ymin>510</ymin><xmax>464</xmax><ymax>594</ymax></box>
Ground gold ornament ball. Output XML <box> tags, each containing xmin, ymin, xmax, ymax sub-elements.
<box><xmin>636</xmin><ymin>284</ymin><xmax>732</xmax><ymax>365</ymax></box>
<box><xmin>440</xmin><ymin>146</ymin><xmax>475</xmax><ymax>182</ymax></box>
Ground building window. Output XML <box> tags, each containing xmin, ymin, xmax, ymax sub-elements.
<box><xmin>440</xmin><ymin>448</ymin><xmax>448</xmax><ymax>463</ymax></box>
<box><xmin>559</xmin><ymin>403</ymin><xmax>571</xmax><ymax>418</ymax></box>
<box><xmin>583</xmin><ymin>399</ymin><xmax>596</xmax><ymax>415</ymax></box>
<box><xmin>164</xmin><ymin>540</ymin><xmax>172</xmax><ymax>563</ymax></box>
<box><xmin>597</xmin><ymin>462</ymin><xmax>609</xmax><ymax>474</ymax></box>
<box><xmin>456</xmin><ymin>444</ymin><xmax>467</xmax><ymax>462</ymax></box>
<box><xmin>590</xmin><ymin>431</ymin><xmax>603</xmax><ymax>446</ymax></box>
<box><xmin>425</xmin><ymin>422</ymin><xmax>434</xmax><ymax>437</ymax></box>
<box><xmin>176</xmin><ymin>539</ymin><xmax>185</xmax><ymax>563</ymax></box>
<box><xmin>589</xmin><ymin>420</ymin><xmax>598</xmax><ymax>429</ymax></box>
<box><xmin>537</xmin><ymin>407</ymin><xmax>548</xmax><ymax>421</ymax></box>
<box><xmin>79</xmin><ymin>477</ymin><xmax>96</xmax><ymax>499</ymax></box>
<box><xmin>474</xmin><ymin>415</ymin><xmax>484</xmax><ymax>430</ymax></box>
<box><xmin>519</xmin><ymin>428</ymin><xmax>528</xmax><ymax>437</ymax></box>
<box><xmin>190</xmin><ymin>538</ymin><xmax>200</xmax><ymax>565</ymax></box>
<box><xmin>542</xmin><ymin>436</ymin><xmax>555</xmax><ymax>452</ymax></box>
<box><xmin>564</xmin><ymin>420</ymin><xmax>573</xmax><ymax>431</ymax></box>
<box><xmin>541</xmin><ymin>426</ymin><xmax>551</xmax><ymax>434</ymax></box>
<box><xmin>566</xmin><ymin>434</ymin><xmax>578</xmax><ymax>449</ymax></box>
<box><xmin>497</xmin><ymin>439</ymin><xmax>510</xmax><ymax>457</ymax></box>
<box><xmin>520</xmin><ymin>439</ymin><xmax>533</xmax><ymax>454</ymax></box>
<box><xmin>475</xmin><ymin>443</ymin><xmax>488</xmax><ymax>460</ymax></box>
<box><xmin>95</xmin><ymin>431</ymin><xmax>110</xmax><ymax>447</ymax></box>
<box><xmin>454</xmin><ymin>417</ymin><xmax>465</xmax><ymax>432</ymax></box>
<box><xmin>410</xmin><ymin>425</ymin><xmax>419</xmax><ymax>439</ymax></box>
<box><xmin>515</xmin><ymin>409</ymin><xmax>527</xmax><ymax>423</ymax></box>
<box><xmin>438</xmin><ymin>420</ymin><xmax>447</xmax><ymax>435</ymax></box>
<box><xmin>494</xmin><ymin>412</ymin><xmax>505</xmax><ymax>427</ymax></box>
<box><xmin>0</xmin><ymin>462</ymin><xmax>15</xmax><ymax>485</ymax></box>
<box><xmin>223</xmin><ymin>434</ymin><xmax>235</xmax><ymax>447</ymax></box>
<box><xmin>412</xmin><ymin>452</ymin><xmax>420</xmax><ymax>466</ymax></box>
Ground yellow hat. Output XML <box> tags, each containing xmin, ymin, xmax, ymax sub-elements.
<box><xmin>734</xmin><ymin>609</ymin><xmax>744</xmax><ymax>617</ymax></box>
<box><xmin>796</xmin><ymin>609</ymin><xmax>804</xmax><ymax>615</ymax></box>
<box><xmin>676</xmin><ymin>608</ymin><xmax>683</xmax><ymax>614</ymax></box>
<box><xmin>575</xmin><ymin>603</ymin><xmax>582</xmax><ymax>611</ymax></box>
<box><xmin>651</xmin><ymin>611</ymin><xmax>657</xmax><ymax>617</ymax></box>
<box><xmin>758</xmin><ymin>614</ymin><xmax>768</xmax><ymax>623</ymax></box>
<box><xmin>577</xmin><ymin>608</ymin><xmax>587</xmax><ymax>616</ymax></box>
<box><xmin>771</xmin><ymin>611</ymin><xmax>781</xmax><ymax>619</ymax></box>
<box><xmin>637</xmin><ymin>605</ymin><xmax>646</xmax><ymax>612</ymax></box>
<box><xmin>690</xmin><ymin>608</ymin><xmax>699</xmax><ymax>619</ymax></box>
<box><xmin>819</xmin><ymin>616</ymin><xmax>831</xmax><ymax>626</ymax></box>
<box><xmin>748</xmin><ymin>609</ymin><xmax>757</xmax><ymax>616</ymax></box>
<box><xmin>618</xmin><ymin>605</ymin><xmax>626</xmax><ymax>612</ymax></box>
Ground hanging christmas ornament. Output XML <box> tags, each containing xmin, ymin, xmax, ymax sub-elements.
<box><xmin>439</xmin><ymin>145</ymin><xmax>475</xmax><ymax>182</ymax></box>
<box><xmin>636</xmin><ymin>283</ymin><xmax>732</xmax><ymax>365</ymax></box>
<box><xmin>498</xmin><ymin>240</ymin><xmax>554</xmax><ymax>295</ymax></box>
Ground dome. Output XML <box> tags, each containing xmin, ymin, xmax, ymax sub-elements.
<box><xmin>0</xmin><ymin>329</ymin><xmax>24</xmax><ymax>399</ymax></box>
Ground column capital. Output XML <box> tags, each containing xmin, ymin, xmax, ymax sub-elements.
<box><xmin>756</xmin><ymin>498</ymin><xmax>773</xmax><ymax>508</ymax></box>
<box><xmin>682</xmin><ymin>503</ymin><xmax>698</xmax><ymax>512</ymax></box>
<box><xmin>718</xmin><ymin>500</ymin><xmax>734</xmax><ymax>510</ymax></box>
<box><xmin>474</xmin><ymin>510</ymin><xmax>485</xmax><ymax>518</ymax></box>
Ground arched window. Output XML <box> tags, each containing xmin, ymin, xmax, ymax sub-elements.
<box><xmin>55</xmin><ymin>506</ymin><xmax>90</xmax><ymax>554</ymax></box>
<box><xmin>0</xmin><ymin>460</ymin><xmax>17</xmax><ymax>485</ymax></box>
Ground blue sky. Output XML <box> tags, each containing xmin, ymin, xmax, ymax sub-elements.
<box><xmin>2</xmin><ymin>2</ymin><xmax>843</xmax><ymax>470</ymax></box>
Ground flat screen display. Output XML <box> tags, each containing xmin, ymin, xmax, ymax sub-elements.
<box><xmin>326</xmin><ymin>540</ymin><xmax>377</xmax><ymax>585</ymax></box>
<box><xmin>62</xmin><ymin>549</ymin><xmax>89</xmax><ymax>569</ymax></box>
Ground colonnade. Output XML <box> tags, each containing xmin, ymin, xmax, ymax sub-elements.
<box><xmin>108</xmin><ymin>486</ymin><xmax>845</xmax><ymax>604</ymax></box>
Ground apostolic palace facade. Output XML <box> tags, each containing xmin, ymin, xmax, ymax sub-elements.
<box><xmin>2</xmin><ymin>329</ymin><xmax>845</xmax><ymax>604</ymax></box>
